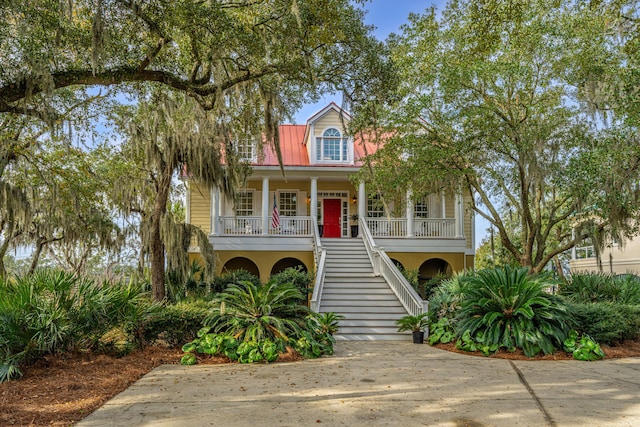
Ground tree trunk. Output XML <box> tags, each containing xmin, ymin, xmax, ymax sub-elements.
<box><xmin>28</xmin><ymin>237</ymin><xmax>44</xmax><ymax>275</ymax></box>
<box><xmin>0</xmin><ymin>221</ymin><xmax>15</xmax><ymax>278</ymax></box>
<box><xmin>149</xmin><ymin>171</ymin><xmax>172</xmax><ymax>301</ymax></box>
<box><xmin>554</xmin><ymin>256</ymin><xmax>566</xmax><ymax>282</ymax></box>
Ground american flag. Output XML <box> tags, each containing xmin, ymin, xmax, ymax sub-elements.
<box><xmin>271</xmin><ymin>194</ymin><xmax>280</xmax><ymax>229</ymax></box>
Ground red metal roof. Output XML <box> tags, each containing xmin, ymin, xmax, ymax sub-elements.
<box><xmin>257</xmin><ymin>125</ymin><xmax>308</xmax><ymax>166</ymax></box>
<box><xmin>255</xmin><ymin>124</ymin><xmax>383</xmax><ymax>167</ymax></box>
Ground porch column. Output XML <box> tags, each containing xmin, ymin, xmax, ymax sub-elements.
<box><xmin>358</xmin><ymin>181</ymin><xmax>366</xmax><ymax>220</ymax></box>
<box><xmin>455</xmin><ymin>189</ymin><xmax>464</xmax><ymax>238</ymax></box>
<box><xmin>310</xmin><ymin>177</ymin><xmax>318</xmax><ymax>223</ymax></box>
<box><xmin>441</xmin><ymin>191</ymin><xmax>446</xmax><ymax>218</ymax></box>
<box><xmin>261</xmin><ymin>177</ymin><xmax>269</xmax><ymax>236</ymax></box>
<box><xmin>406</xmin><ymin>188</ymin><xmax>414</xmax><ymax>238</ymax></box>
<box><xmin>210</xmin><ymin>186</ymin><xmax>220</xmax><ymax>236</ymax></box>
<box><xmin>571</xmin><ymin>229</ymin><xmax>577</xmax><ymax>260</ymax></box>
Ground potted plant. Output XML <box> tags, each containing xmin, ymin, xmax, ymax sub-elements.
<box><xmin>395</xmin><ymin>313</ymin><xmax>429</xmax><ymax>344</ymax></box>
<box><xmin>350</xmin><ymin>214</ymin><xmax>359</xmax><ymax>237</ymax></box>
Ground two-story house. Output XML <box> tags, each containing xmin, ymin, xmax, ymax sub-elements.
<box><xmin>185</xmin><ymin>103</ymin><xmax>475</xmax><ymax>339</ymax></box>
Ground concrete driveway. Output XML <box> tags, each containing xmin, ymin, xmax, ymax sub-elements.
<box><xmin>76</xmin><ymin>341</ymin><xmax>640</xmax><ymax>427</ymax></box>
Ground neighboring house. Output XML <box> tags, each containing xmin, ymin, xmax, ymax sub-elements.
<box><xmin>184</xmin><ymin>103</ymin><xmax>475</xmax><ymax>339</ymax></box>
<box><xmin>570</xmin><ymin>236</ymin><xmax>640</xmax><ymax>276</ymax></box>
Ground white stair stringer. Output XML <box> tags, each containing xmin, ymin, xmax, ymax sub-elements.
<box><xmin>317</xmin><ymin>238</ymin><xmax>411</xmax><ymax>341</ymax></box>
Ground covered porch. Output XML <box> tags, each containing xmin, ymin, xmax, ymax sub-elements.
<box><xmin>197</xmin><ymin>174</ymin><xmax>466</xmax><ymax>240</ymax></box>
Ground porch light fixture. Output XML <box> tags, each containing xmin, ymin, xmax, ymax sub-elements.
<box><xmin>306</xmin><ymin>196</ymin><xmax>311</xmax><ymax>204</ymax></box>
<box><xmin>351</xmin><ymin>196</ymin><xmax>357</xmax><ymax>204</ymax></box>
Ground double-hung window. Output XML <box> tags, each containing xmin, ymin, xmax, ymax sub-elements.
<box><xmin>278</xmin><ymin>192</ymin><xmax>297</xmax><ymax>217</ymax></box>
<box><xmin>235</xmin><ymin>139</ymin><xmax>257</xmax><ymax>162</ymax></box>
<box><xmin>367</xmin><ymin>194</ymin><xmax>384</xmax><ymax>218</ymax></box>
<box><xmin>414</xmin><ymin>198</ymin><xmax>430</xmax><ymax>218</ymax></box>
<box><xmin>236</xmin><ymin>191</ymin><xmax>254</xmax><ymax>216</ymax></box>
<box><xmin>316</xmin><ymin>128</ymin><xmax>348</xmax><ymax>162</ymax></box>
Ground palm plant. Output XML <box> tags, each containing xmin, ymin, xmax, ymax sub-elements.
<box><xmin>0</xmin><ymin>270</ymin><xmax>158</xmax><ymax>382</ymax></box>
<box><xmin>395</xmin><ymin>313</ymin><xmax>429</xmax><ymax>332</ymax></box>
<box><xmin>559</xmin><ymin>273</ymin><xmax>618</xmax><ymax>303</ymax></box>
<box><xmin>457</xmin><ymin>266</ymin><xmax>573</xmax><ymax>357</ymax></box>
<box><xmin>205</xmin><ymin>280</ymin><xmax>309</xmax><ymax>343</ymax></box>
<box><xmin>311</xmin><ymin>312</ymin><xmax>345</xmax><ymax>335</ymax></box>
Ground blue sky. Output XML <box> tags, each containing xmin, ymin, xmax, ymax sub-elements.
<box><xmin>294</xmin><ymin>0</ymin><xmax>438</xmax><ymax>123</ymax></box>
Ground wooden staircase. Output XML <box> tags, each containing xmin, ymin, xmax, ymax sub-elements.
<box><xmin>318</xmin><ymin>238</ymin><xmax>410</xmax><ymax>340</ymax></box>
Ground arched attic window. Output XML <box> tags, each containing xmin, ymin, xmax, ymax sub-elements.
<box><xmin>316</xmin><ymin>128</ymin><xmax>349</xmax><ymax>162</ymax></box>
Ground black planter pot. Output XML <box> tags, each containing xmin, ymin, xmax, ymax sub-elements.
<box><xmin>350</xmin><ymin>225</ymin><xmax>359</xmax><ymax>237</ymax></box>
<box><xmin>318</xmin><ymin>225</ymin><xmax>324</xmax><ymax>237</ymax></box>
<box><xmin>412</xmin><ymin>331</ymin><xmax>425</xmax><ymax>344</ymax></box>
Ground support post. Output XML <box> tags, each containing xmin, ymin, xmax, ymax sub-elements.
<box><xmin>310</xmin><ymin>177</ymin><xmax>318</xmax><ymax>223</ymax></box>
<box><xmin>358</xmin><ymin>181</ymin><xmax>366</xmax><ymax>219</ymax></box>
<box><xmin>455</xmin><ymin>189</ymin><xmax>464</xmax><ymax>238</ymax></box>
<box><xmin>262</xmin><ymin>177</ymin><xmax>269</xmax><ymax>236</ymax></box>
<box><xmin>406</xmin><ymin>188</ymin><xmax>414</xmax><ymax>238</ymax></box>
<box><xmin>211</xmin><ymin>187</ymin><xmax>220</xmax><ymax>236</ymax></box>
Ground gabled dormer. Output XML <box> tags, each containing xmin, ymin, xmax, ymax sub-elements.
<box><xmin>303</xmin><ymin>103</ymin><xmax>355</xmax><ymax>166</ymax></box>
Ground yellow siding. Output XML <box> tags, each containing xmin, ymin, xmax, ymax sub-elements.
<box><xmin>445</xmin><ymin>195</ymin><xmax>454</xmax><ymax>219</ymax></box>
<box><xmin>464</xmin><ymin>192</ymin><xmax>473</xmax><ymax>249</ymax></box>
<box><xmin>313</xmin><ymin>111</ymin><xmax>346</xmax><ymax>136</ymax></box>
<box><xmin>189</xmin><ymin>182</ymin><xmax>211</xmax><ymax>233</ymax></box>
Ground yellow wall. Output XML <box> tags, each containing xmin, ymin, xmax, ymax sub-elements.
<box><xmin>466</xmin><ymin>255</ymin><xmax>475</xmax><ymax>270</ymax></box>
<box><xmin>214</xmin><ymin>250</ymin><xmax>315</xmax><ymax>283</ymax></box>
<box><xmin>386</xmin><ymin>252</ymin><xmax>466</xmax><ymax>274</ymax></box>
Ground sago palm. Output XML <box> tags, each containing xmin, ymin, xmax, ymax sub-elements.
<box><xmin>457</xmin><ymin>266</ymin><xmax>573</xmax><ymax>357</ymax></box>
<box><xmin>206</xmin><ymin>280</ymin><xmax>308</xmax><ymax>343</ymax></box>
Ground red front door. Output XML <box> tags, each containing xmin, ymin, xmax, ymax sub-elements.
<box><xmin>323</xmin><ymin>199</ymin><xmax>342</xmax><ymax>238</ymax></box>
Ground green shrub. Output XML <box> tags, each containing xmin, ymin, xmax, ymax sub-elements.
<box><xmin>457</xmin><ymin>266</ymin><xmax>573</xmax><ymax>357</ymax></box>
<box><xmin>615</xmin><ymin>274</ymin><xmax>640</xmax><ymax>305</ymax></box>
<box><xmin>427</xmin><ymin>272</ymin><xmax>471</xmax><ymax>324</ymax></box>
<box><xmin>269</xmin><ymin>266</ymin><xmax>313</xmax><ymax>304</ymax></box>
<box><xmin>568</xmin><ymin>303</ymin><xmax>640</xmax><ymax>345</ymax></box>
<box><xmin>290</xmin><ymin>314</ymin><xmax>337</xmax><ymax>359</ymax></box>
<box><xmin>141</xmin><ymin>300</ymin><xmax>211</xmax><ymax>347</ymax></box>
<box><xmin>560</xmin><ymin>273</ymin><xmax>640</xmax><ymax>305</ymax></box>
<box><xmin>210</xmin><ymin>270</ymin><xmax>260</xmax><ymax>294</ymax></box>
<box><xmin>166</xmin><ymin>261</ymin><xmax>209</xmax><ymax>303</ymax></box>
<box><xmin>0</xmin><ymin>270</ymin><xmax>158</xmax><ymax>382</ymax></box>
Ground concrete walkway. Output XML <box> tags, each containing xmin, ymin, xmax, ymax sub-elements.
<box><xmin>77</xmin><ymin>342</ymin><xmax>640</xmax><ymax>427</ymax></box>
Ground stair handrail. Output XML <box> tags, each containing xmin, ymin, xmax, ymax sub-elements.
<box><xmin>359</xmin><ymin>217</ymin><xmax>428</xmax><ymax>317</ymax></box>
<box><xmin>310</xmin><ymin>218</ymin><xmax>326</xmax><ymax>312</ymax></box>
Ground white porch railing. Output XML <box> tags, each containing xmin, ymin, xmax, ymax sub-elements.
<box><xmin>414</xmin><ymin>218</ymin><xmax>456</xmax><ymax>237</ymax></box>
<box><xmin>366</xmin><ymin>218</ymin><xmax>456</xmax><ymax>238</ymax></box>
<box><xmin>574</xmin><ymin>245</ymin><xmax>596</xmax><ymax>259</ymax></box>
<box><xmin>360</xmin><ymin>218</ymin><xmax>428</xmax><ymax>317</ymax></box>
<box><xmin>220</xmin><ymin>216</ymin><xmax>262</xmax><ymax>235</ymax></box>
<box><xmin>219</xmin><ymin>216</ymin><xmax>312</xmax><ymax>236</ymax></box>
<box><xmin>309</xmin><ymin>220</ymin><xmax>326</xmax><ymax>312</ymax></box>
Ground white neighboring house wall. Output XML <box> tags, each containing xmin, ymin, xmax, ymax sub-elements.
<box><xmin>570</xmin><ymin>236</ymin><xmax>640</xmax><ymax>276</ymax></box>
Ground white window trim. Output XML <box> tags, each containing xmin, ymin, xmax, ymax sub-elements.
<box><xmin>236</xmin><ymin>139</ymin><xmax>257</xmax><ymax>163</ymax></box>
<box><xmin>314</xmin><ymin>127</ymin><xmax>352</xmax><ymax>164</ymax></box>
<box><xmin>235</xmin><ymin>189</ymin><xmax>255</xmax><ymax>216</ymax></box>
<box><xmin>277</xmin><ymin>190</ymin><xmax>299</xmax><ymax>217</ymax></box>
